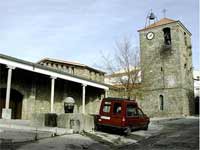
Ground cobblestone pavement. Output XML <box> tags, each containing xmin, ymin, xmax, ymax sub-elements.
<box><xmin>16</xmin><ymin>134</ymin><xmax>109</xmax><ymax>150</ymax></box>
<box><xmin>117</xmin><ymin>117</ymin><xmax>199</xmax><ymax>150</ymax></box>
<box><xmin>0</xmin><ymin>117</ymin><xmax>198</xmax><ymax>150</ymax></box>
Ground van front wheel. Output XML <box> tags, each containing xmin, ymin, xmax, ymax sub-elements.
<box><xmin>143</xmin><ymin>124</ymin><xmax>148</xmax><ymax>130</ymax></box>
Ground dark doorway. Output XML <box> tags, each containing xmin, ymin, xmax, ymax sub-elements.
<box><xmin>0</xmin><ymin>88</ymin><xmax>23</xmax><ymax>119</ymax></box>
<box><xmin>195</xmin><ymin>96</ymin><xmax>199</xmax><ymax>115</ymax></box>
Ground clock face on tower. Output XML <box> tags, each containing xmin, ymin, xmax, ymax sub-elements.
<box><xmin>146</xmin><ymin>32</ymin><xmax>154</xmax><ymax>40</ymax></box>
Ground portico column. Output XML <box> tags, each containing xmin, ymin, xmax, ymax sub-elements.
<box><xmin>50</xmin><ymin>76</ymin><xmax>56</xmax><ymax>113</ymax></box>
<box><xmin>82</xmin><ymin>84</ymin><xmax>87</xmax><ymax>114</ymax></box>
<box><xmin>105</xmin><ymin>89</ymin><xmax>108</xmax><ymax>98</ymax></box>
<box><xmin>2</xmin><ymin>65</ymin><xmax>15</xmax><ymax>119</ymax></box>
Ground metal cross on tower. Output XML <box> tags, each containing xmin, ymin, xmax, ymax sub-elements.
<box><xmin>162</xmin><ymin>9</ymin><xmax>167</xmax><ymax>18</ymax></box>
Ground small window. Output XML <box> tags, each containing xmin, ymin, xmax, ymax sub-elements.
<box><xmin>184</xmin><ymin>63</ymin><xmax>187</xmax><ymax>69</ymax></box>
<box><xmin>66</xmin><ymin>66</ymin><xmax>69</xmax><ymax>72</ymax></box>
<box><xmin>184</xmin><ymin>32</ymin><xmax>187</xmax><ymax>46</ymax></box>
<box><xmin>163</xmin><ymin>27</ymin><xmax>171</xmax><ymax>45</ymax></box>
<box><xmin>113</xmin><ymin>103</ymin><xmax>122</xmax><ymax>114</ymax></box>
<box><xmin>89</xmin><ymin>71</ymin><xmax>92</xmax><ymax>79</ymax></box>
<box><xmin>161</xmin><ymin>67</ymin><xmax>163</xmax><ymax>72</ymax></box>
<box><xmin>71</xmin><ymin>67</ymin><xmax>74</xmax><ymax>74</ymax></box>
<box><xmin>189</xmin><ymin>51</ymin><xmax>192</xmax><ymax>56</ymax></box>
<box><xmin>103</xmin><ymin>103</ymin><xmax>111</xmax><ymax>113</ymax></box>
<box><xmin>159</xmin><ymin>95</ymin><xmax>164</xmax><ymax>111</ymax></box>
<box><xmin>126</xmin><ymin>104</ymin><xmax>138</xmax><ymax>117</ymax></box>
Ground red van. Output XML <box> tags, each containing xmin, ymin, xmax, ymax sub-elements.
<box><xmin>96</xmin><ymin>97</ymin><xmax>150</xmax><ymax>135</ymax></box>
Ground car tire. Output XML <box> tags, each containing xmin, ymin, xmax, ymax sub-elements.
<box><xmin>95</xmin><ymin>124</ymin><xmax>101</xmax><ymax>131</ymax></box>
<box><xmin>143</xmin><ymin>124</ymin><xmax>148</xmax><ymax>130</ymax></box>
<box><xmin>124</xmin><ymin>127</ymin><xmax>131</xmax><ymax>136</ymax></box>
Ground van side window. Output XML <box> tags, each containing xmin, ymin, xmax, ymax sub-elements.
<box><xmin>126</xmin><ymin>104</ymin><xmax>138</xmax><ymax>117</ymax></box>
<box><xmin>137</xmin><ymin>108</ymin><xmax>144</xmax><ymax>117</ymax></box>
<box><xmin>113</xmin><ymin>103</ymin><xmax>122</xmax><ymax>114</ymax></box>
<box><xmin>103</xmin><ymin>102</ymin><xmax>111</xmax><ymax>113</ymax></box>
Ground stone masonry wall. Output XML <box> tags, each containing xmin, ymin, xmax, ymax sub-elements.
<box><xmin>41</xmin><ymin>61</ymin><xmax>104</xmax><ymax>83</ymax></box>
<box><xmin>138</xmin><ymin>89</ymin><xmax>184</xmax><ymax>117</ymax></box>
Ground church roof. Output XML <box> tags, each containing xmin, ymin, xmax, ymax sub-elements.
<box><xmin>37</xmin><ymin>58</ymin><xmax>86</xmax><ymax>67</ymax></box>
<box><xmin>138</xmin><ymin>17</ymin><xmax>191</xmax><ymax>35</ymax></box>
<box><xmin>37</xmin><ymin>57</ymin><xmax>105</xmax><ymax>74</ymax></box>
<box><xmin>0</xmin><ymin>53</ymin><xmax>109</xmax><ymax>90</ymax></box>
<box><xmin>138</xmin><ymin>18</ymin><xmax>177</xmax><ymax>32</ymax></box>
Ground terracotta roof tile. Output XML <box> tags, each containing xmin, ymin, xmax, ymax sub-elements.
<box><xmin>138</xmin><ymin>18</ymin><xmax>177</xmax><ymax>32</ymax></box>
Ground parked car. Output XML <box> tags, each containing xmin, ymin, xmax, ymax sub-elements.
<box><xmin>96</xmin><ymin>97</ymin><xmax>150</xmax><ymax>135</ymax></box>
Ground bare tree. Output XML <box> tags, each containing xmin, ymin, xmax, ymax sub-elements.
<box><xmin>101</xmin><ymin>37</ymin><xmax>141</xmax><ymax>98</ymax></box>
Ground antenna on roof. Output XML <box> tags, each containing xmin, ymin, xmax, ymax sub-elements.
<box><xmin>162</xmin><ymin>8</ymin><xmax>167</xmax><ymax>18</ymax></box>
<box><xmin>145</xmin><ymin>9</ymin><xmax>158</xmax><ymax>28</ymax></box>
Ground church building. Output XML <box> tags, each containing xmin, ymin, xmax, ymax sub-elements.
<box><xmin>0</xmin><ymin>54</ymin><xmax>109</xmax><ymax>120</ymax></box>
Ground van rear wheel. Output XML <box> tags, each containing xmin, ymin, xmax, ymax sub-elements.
<box><xmin>95</xmin><ymin>124</ymin><xmax>101</xmax><ymax>131</ymax></box>
<box><xmin>124</xmin><ymin>127</ymin><xmax>131</xmax><ymax>136</ymax></box>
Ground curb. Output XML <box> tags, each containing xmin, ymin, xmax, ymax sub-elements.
<box><xmin>0</xmin><ymin>123</ymin><xmax>73</xmax><ymax>134</ymax></box>
<box><xmin>0</xmin><ymin>124</ymin><xmax>73</xmax><ymax>143</ymax></box>
<box><xmin>150</xmin><ymin>117</ymin><xmax>183</xmax><ymax>124</ymax></box>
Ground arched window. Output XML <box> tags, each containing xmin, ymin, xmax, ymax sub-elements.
<box><xmin>163</xmin><ymin>27</ymin><xmax>171</xmax><ymax>45</ymax></box>
<box><xmin>159</xmin><ymin>95</ymin><xmax>164</xmax><ymax>111</ymax></box>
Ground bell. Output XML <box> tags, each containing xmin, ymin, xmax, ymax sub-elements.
<box><xmin>149</xmin><ymin>12</ymin><xmax>155</xmax><ymax>20</ymax></box>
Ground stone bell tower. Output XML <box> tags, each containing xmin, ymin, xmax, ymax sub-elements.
<box><xmin>138</xmin><ymin>13</ymin><xmax>194</xmax><ymax>117</ymax></box>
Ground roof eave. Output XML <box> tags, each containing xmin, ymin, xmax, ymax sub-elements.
<box><xmin>137</xmin><ymin>20</ymin><xmax>178</xmax><ymax>32</ymax></box>
<box><xmin>177</xmin><ymin>21</ymin><xmax>192</xmax><ymax>36</ymax></box>
<box><xmin>0</xmin><ymin>53</ymin><xmax>109</xmax><ymax>90</ymax></box>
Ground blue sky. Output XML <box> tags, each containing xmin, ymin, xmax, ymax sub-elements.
<box><xmin>0</xmin><ymin>0</ymin><xmax>199</xmax><ymax>69</ymax></box>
